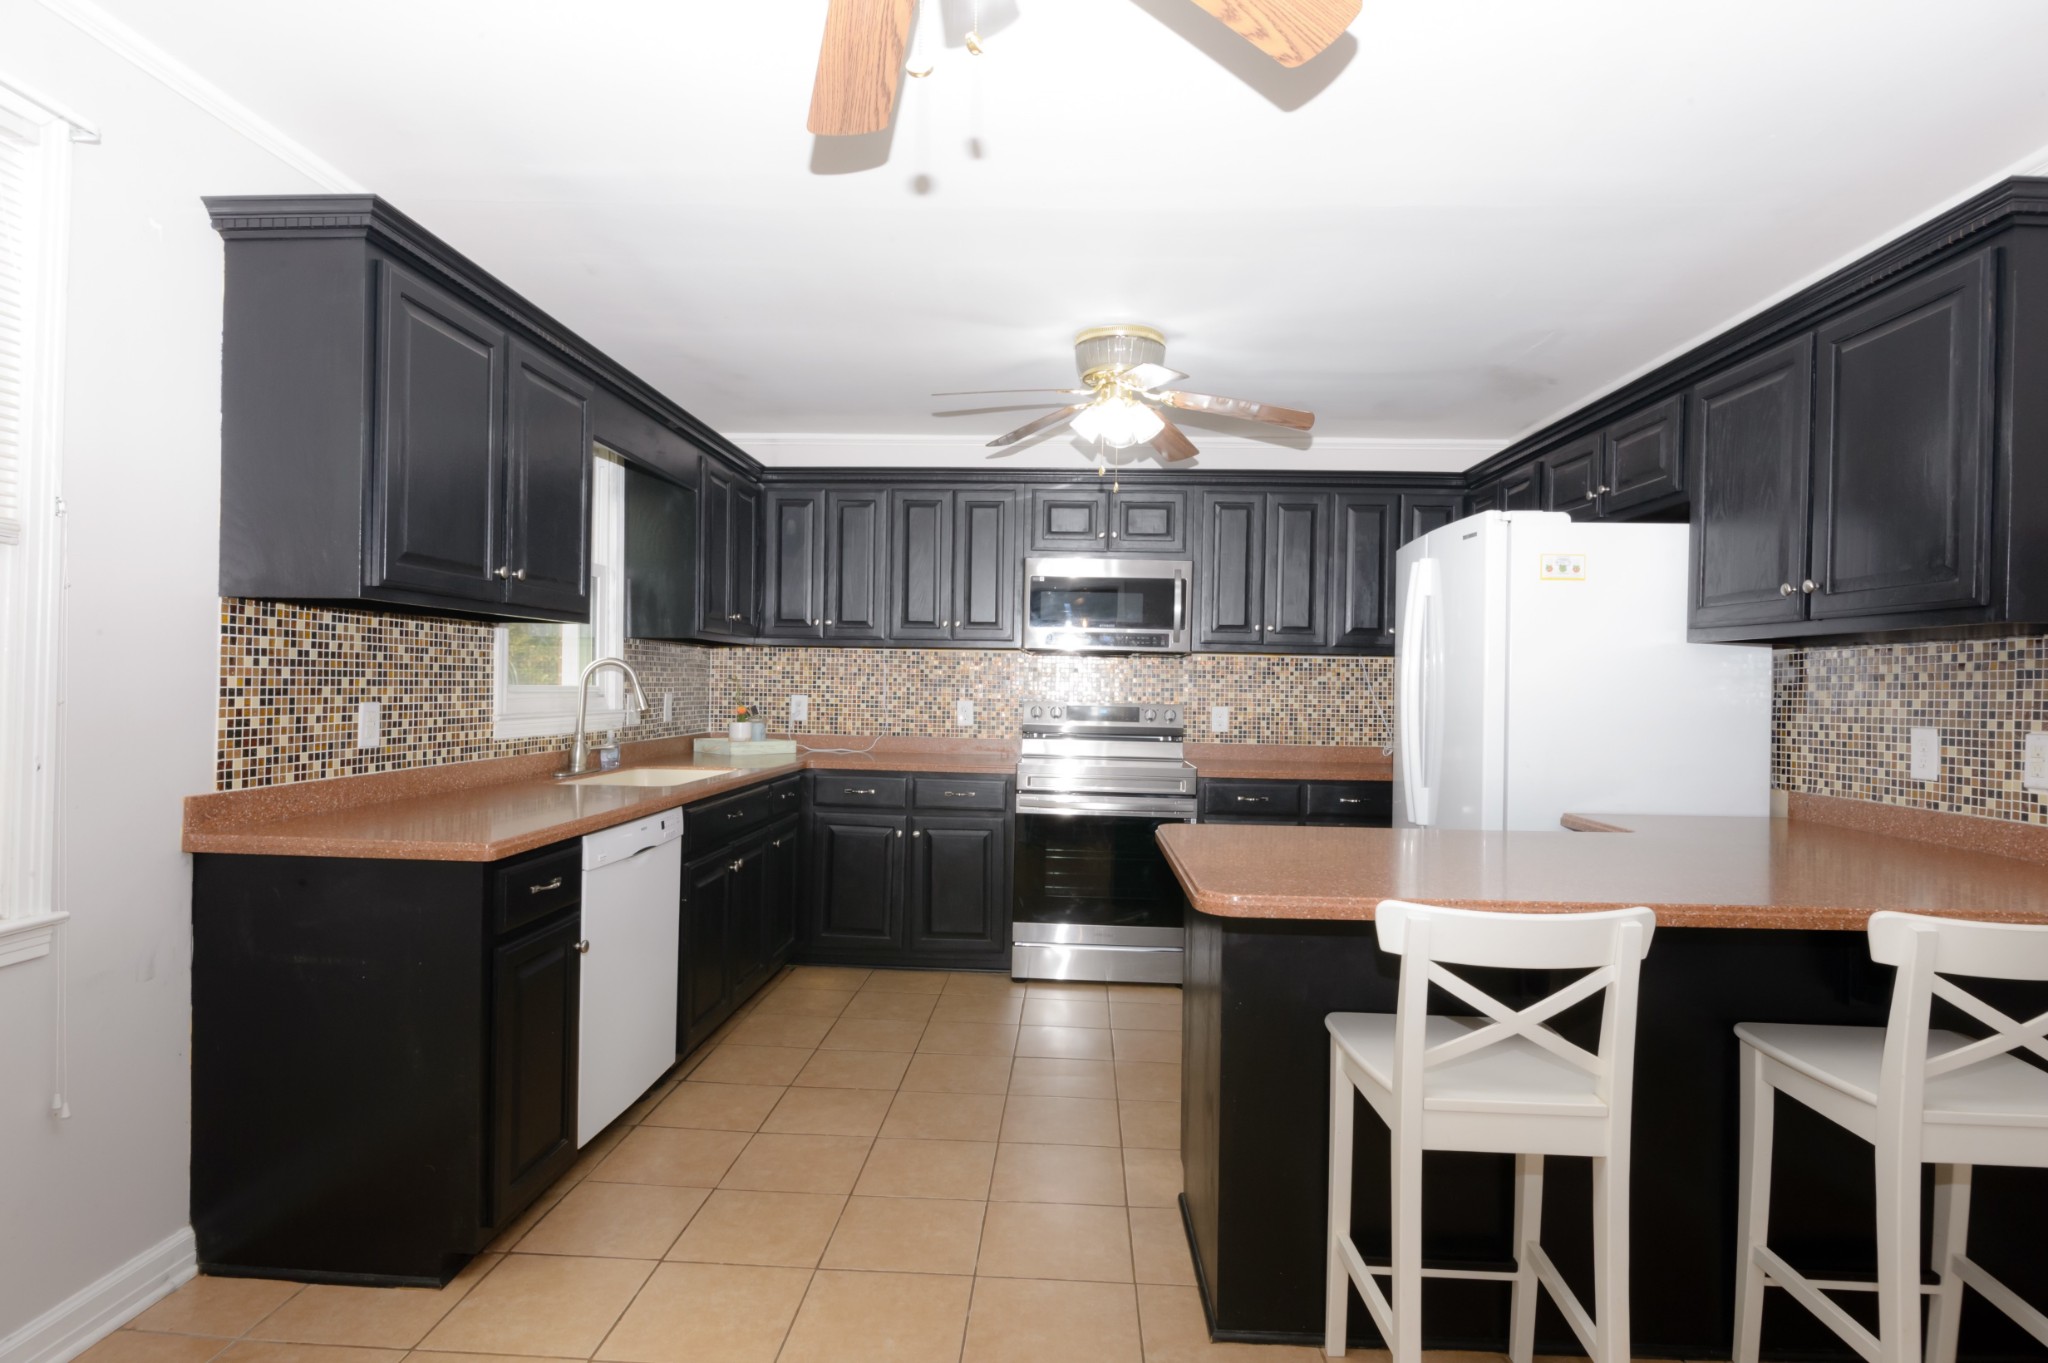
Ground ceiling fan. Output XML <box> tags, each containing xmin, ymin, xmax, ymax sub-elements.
<box><xmin>808</xmin><ymin>0</ymin><xmax>1363</xmax><ymax>136</ymax></box>
<box><xmin>935</xmin><ymin>325</ymin><xmax>1315</xmax><ymax>463</ymax></box>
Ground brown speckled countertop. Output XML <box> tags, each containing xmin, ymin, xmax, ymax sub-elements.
<box><xmin>1184</xmin><ymin>742</ymin><xmax>1393</xmax><ymax>782</ymax></box>
<box><xmin>1157</xmin><ymin>813</ymin><xmax>2048</xmax><ymax>930</ymax></box>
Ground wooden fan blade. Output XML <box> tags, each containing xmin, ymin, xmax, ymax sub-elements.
<box><xmin>988</xmin><ymin>404</ymin><xmax>1087</xmax><ymax>447</ymax></box>
<box><xmin>933</xmin><ymin>388</ymin><xmax>1091</xmax><ymax>396</ymax></box>
<box><xmin>808</xmin><ymin>0</ymin><xmax>918</xmax><ymax>136</ymax></box>
<box><xmin>1120</xmin><ymin>363</ymin><xmax>1188</xmax><ymax>392</ymax></box>
<box><xmin>1157</xmin><ymin>389</ymin><xmax>1315</xmax><ymax>431</ymax></box>
<box><xmin>1150</xmin><ymin>414</ymin><xmax>1201</xmax><ymax>462</ymax></box>
<box><xmin>1182</xmin><ymin>0</ymin><xmax>1361</xmax><ymax>67</ymax></box>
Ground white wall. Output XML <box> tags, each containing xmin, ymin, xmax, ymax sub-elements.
<box><xmin>0</xmin><ymin>3</ymin><xmax>322</xmax><ymax>1354</ymax></box>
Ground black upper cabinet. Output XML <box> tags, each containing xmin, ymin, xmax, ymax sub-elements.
<box><xmin>1499</xmin><ymin>464</ymin><xmax>1542</xmax><ymax>511</ymax></box>
<box><xmin>761</xmin><ymin>488</ymin><xmax>826</xmax><ymax>639</ymax></box>
<box><xmin>1688</xmin><ymin>336</ymin><xmax>1815</xmax><ymax>631</ymax></box>
<box><xmin>729</xmin><ymin>482</ymin><xmax>761</xmax><ymax>635</ymax></box>
<box><xmin>1027</xmin><ymin>488</ymin><xmax>1110</xmax><ymax>551</ymax></box>
<box><xmin>624</xmin><ymin>466</ymin><xmax>697</xmax><ymax>640</ymax></box>
<box><xmin>1110</xmin><ymin>488</ymin><xmax>1188</xmax><ymax>553</ymax></box>
<box><xmin>1398</xmin><ymin>493</ymin><xmax>1463</xmax><ymax>545</ymax></box>
<box><xmin>1265</xmin><ymin>492</ymin><xmax>1331</xmax><ymax>646</ymax></box>
<box><xmin>1602</xmin><ymin>393</ymin><xmax>1685</xmax><ymax>514</ymax></box>
<box><xmin>1028</xmin><ymin>485</ymin><xmax>1184</xmax><ymax>555</ymax></box>
<box><xmin>890</xmin><ymin>490</ymin><xmax>953</xmax><ymax>640</ymax></box>
<box><xmin>698</xmin><ymin>464</ymin><xmax>760</xmax><ymax>638</ymax></box>
<box><xmin>1196</xmin><ymin>491</ymin><xmax>1265</xmax><ymax>648</ymax></box>
<box><xmin>1541</xmin><ymin>433</ymin><xmax>1602</xmax><ymax>519</ymax></box>
<box><xmin>1810</xmin><ymin>252</ymin><xmax>1993</xmax><ymax>620</ymax></box>
<box><xmin>952</xmin><ymin>489</ymin><xmax>1019</xmax><ymax>644</ymax></box>
<box><xmin>1331</xmin><ymin>493</ymin><xmax>1395</xmax><ymax>650</ymax></box>
<box><xmin>825</xmin><ymin>490</ymin><xmax>889</xmax><ymax>640</ymax></box>
<box><xmin>503</xmin><ymin>341</ymin><xmax>594</xmax><ymax>615</ymax></box>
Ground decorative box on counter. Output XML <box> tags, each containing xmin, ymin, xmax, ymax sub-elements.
<box><xmin>694</xmin><ymin>738</ymin><xmax>799</xmax><ymax>758</ymax></box>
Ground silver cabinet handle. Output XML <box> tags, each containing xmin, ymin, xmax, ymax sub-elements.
<box><xmin>575</xmin><ymin>939</ymin><xmax>590</xmax><ymax>953</ymax></box>
<box><xmin>846</xmin><ymin>787</ymin><xmax>877</xmax><ymax>796</ymax></box>
<box><xmin>529</xmin><ymin>877</ymin><xmax>564</xmax><ymax>894</ymax></box>
<box><xmin>1779</xmin><ymin>583</ymin><xmax>1795</xmax><ymax>597</ymax></box>
<box><xmin>1802</xmin><ymin>579</ymin><xmax>1818</xmax><ymax>594</ymax></box>
<box><xmin>1235</xmin><ymin>795</ymin><xmax>1269</xmax><ymax>804</ymax></box>
<box><xmin>942</xmin><ymin>790</ymin><xmax>975</xmax><ymax>798</ymax></box>
<box><xmin>726</xmin><ymin>810</ymin><xmax>745</xmax><ymax>819</ymax></box>
<box><xmin>1338</xmin><ymin>797</ymin><xmax>1361</xmax><ymax>804</ymax></box>
<box><xmin>729</xmin><ymin>859</ymin><xmax>744</xmax><ymax>872</ymax></box>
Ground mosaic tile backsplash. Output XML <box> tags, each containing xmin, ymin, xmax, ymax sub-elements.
<box><xmin>1773</xmin><ymin>634</ymin><xmax>2048</xmax><ymax>827</ymax></box>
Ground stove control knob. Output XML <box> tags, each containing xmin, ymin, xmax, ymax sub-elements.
<box><xmin>1142</xmin><ymin>708</ymin><xmax>1157</xmax><ymax>722</ymax></box>
<box><xmin>1050</xmin><ymin>706</ymin><xmax>1064</xmax><ymax>718</ymax></box>
<box><xmin>1165</xmin><ymin>709</ymin><xmax>1179</xmax><ymax>722</ymax></box>
<box><xmin>1028</xmin><ymin>705</ymin><xmax>1042</xmax><ymax>719</ymax></box>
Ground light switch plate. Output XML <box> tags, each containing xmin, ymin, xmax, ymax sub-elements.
<box><xmin>956</xmin><ymin>698</ymin><xmax>974</xmax><ymax>726</ymax></box>
<box><xmin>1910</xmin><ymin>726</ymin><xmax>1940</xmax><ymax>782</ymax></box>
<box><xmin>2025</xmin><ymin>732</ymin><xmax>2048</xmax><ymax>792</ymax></box>
<box><xmin>356</xmin><ymin>700</ymin><xmax>382</xmax><ymax>750</ymax></box>
<box><xmin>1210</xmin><ymin>705</ymin><xmax>1230</xmax><ymax>734</ymax></box>
<box><xmin>790</xmin><ymin>694</ymin><xmax>810</xmax><ymax>724</ymax></box>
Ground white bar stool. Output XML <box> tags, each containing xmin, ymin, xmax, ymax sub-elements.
<box><xmin>1733</xmin><ymin>911</ymin><xmax>2048</xmax><ymax>1363</ymax></box>
<box><xmin>1324</xmin><ymin>899</ymin><xmax>1656</xmax><ymax>1363</ymax></box>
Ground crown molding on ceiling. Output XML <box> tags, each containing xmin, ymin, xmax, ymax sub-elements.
<box><xmin>726</xmin><ymin>432</ymin><xmax>1503</xmax><ymax>474</ymax></box>
<box><xmin>38</xmin><ymin>0</ymin><xmax>363</xmax><ymax>191</ymax></box>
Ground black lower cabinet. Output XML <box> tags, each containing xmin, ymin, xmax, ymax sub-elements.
<box><xmin>679</xmin><ymin>846</ymin><xmax>736</xmax><ymax>1054</ymax></box>
<box><xmin>677</xmin><ymin>784</ymin><xmax>803</xmax><ymax>1056</ymax></box>
<box><xmin>191</xmin><ymin>843</ymin><xmax>583</xmax><ymax>1285</ymax></box>
<box><xmin>801</xmin><ymin>772</ymin><xmax>1011</xmax><ymax>970</ymax></box>
<box><xmin>1198</xmin><ymin>778</ymin><xmax>1391</xmax><ymax>827</ymax></box>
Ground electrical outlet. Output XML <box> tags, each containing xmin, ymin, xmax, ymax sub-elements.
<box><xmin>663</xmin><ymin>692</ymin><xmax>673</xmax><ymax>723</ymax></box>
<box><xmin>956</xmin><ymin>698</ymin><xmax>975</xmax><ymax>726</ymax></box>
<box><xmin>790</xmin><ymin>694</ymin><xmax>810</xmax><ymax>724</ymax></box>
<box><xmin>1910</xmin><ymin>726</ymin><xmax>1940</xmax><ymax>782</ymax></box>
<box><xmin>356</xmin><ymin>700</ymin><xmax>382</xmax><ymax>750</ymax></box>
<box><xmin>2025</xmin><ymin>732</ymin><xmax>2048</xmax><ymax>792</ymax></box>
<box><xmin>1210</xmin><ymin>705</ymin><xmax>1230</xmax><ymax>734</ymax></box>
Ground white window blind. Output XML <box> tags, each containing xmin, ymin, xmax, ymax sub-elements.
<box><xmin>0</xmin><ymin>108</ymin><xmax>37</xmax><ymax>547</ymax></box>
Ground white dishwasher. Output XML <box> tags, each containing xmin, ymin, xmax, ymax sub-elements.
<box><xmin>578</xmin><ymin>808</ymin><xmax>683</xmax><ymax>1146</ymax></box>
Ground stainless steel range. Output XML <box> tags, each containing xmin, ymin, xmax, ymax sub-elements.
<box><xmin>1011</xmin><ymin>700</ymin><xmax>1197</xmax><ymax>984</ymax></box>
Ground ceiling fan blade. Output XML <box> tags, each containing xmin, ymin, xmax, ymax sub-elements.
<box><xmin>1119</xmin><ymin>363</ymin><xmax>1188</xmax><ymax>392</ymax></box>
<box><xmin>1182</xmin><ymin>0</ymin><xmax>1361</xmax><ymax>67</ymax></box>
<box><xmin>1156</xmin><ymin>389</ymin><xmax>1315</xmax><ymax>431</ymax></box>
<box><xmin>1150</xmin><ymin>414</ymin><xmax>1201</xmax><ymax>462</ymax></box>
<box><xmin>988</xmin><ymin>404</ymin><xmax>1088</xmax><ymax>447</ymax></box>
<box><xmin>932</xmin><ymin>388</ymin><xmax>1091</xmax><ymax>396</ymax></box>
<box><xmin>807</xmin><ymin>0</ymin><xmax>919</xmax><ymax>136</ymax></box>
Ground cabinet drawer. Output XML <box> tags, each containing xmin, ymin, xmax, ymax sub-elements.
<box><xmin>1305</xmin><ymin>781</ymin><xmax>1392</xmax><ymax>824</ymax></box>
<box><xmin>766</xmin><ymin>775</ymin><xmax>805</xmax><ymax>818</ymax></box>
<box><xmin>493</xmin><ymin>843</ymin><xmax>581</xmax><ymax>936</ymax></box>
<box><xmin>913</xmin><ymin>776</ymin><xmax>1010</xmax><ymax>811</ymax></box>
<box><xmin>689</xmin><ymin>786</ymin><xmax>775</xmax><ymax>851</ymax></box>
<box><xmin>812</xmin><ymin>774</ymin><xmax>910</xmax><ymax>810</ymax></box>
<box><xmin>1199</xmin><ymin>780</ymin><xmax>1302</xmax><ymax>820</ymax></box>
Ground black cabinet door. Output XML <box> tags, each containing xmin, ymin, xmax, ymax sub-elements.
<box><xmin>679</xmin><ymin>848</ymin><xmax>734</xmax><ymax>1051</ymax></box>
<box><xmin>759</xmin><ymin>816</ymin><xmax>801</xmax><ymax>968</ymax></box>
<box><xmin>1602</xmin><ymin>393</ymin><xmax>1685</xmax><ymax>515</ymax></box>
<box><xmin>700</xmin><ymin>465</ymin><xmax>733</xmax><ymax>635</ymax></box>
<box><xmin>808</xmin><ymin>813</ymin><xmax>903</xmax><ymax>951</ymax></box>
<box><xmin>1689</xmin><ymin>336</ymin><xmax>1814</xmax><ymax>630</ymax></box>
<box><xmin>890</xmin><ymin>490</ymin><xmax>953</xmax><ymax>641</ymax></box>
<box><xmin>1397</xmin><ymin>493</ymin><xmax>1462</xmax><ymax>546</ymax></box>
<box><xmin>1331</xmin><ymin>493</ymin><xmax>1394</xmax><ymax>650</ymax></box>
<box><xmin>369</xmin><ymin>262</ymin><xmax>506</xmax><ymax>603</ymax></box>
<box><xmin>1110</xmin><ymin>488</ymin><xmax>1187</xmax><ymax>553</ymax></box>
<box><xmin>1542</xmin><ymin>434</ymin><xmax>1603</xmax><ymax>519</ymax></box>
<box><xmin>1265</xmin><ymin>491</ymin><xmax>1330</xmax><ymax>646</ymax></box>
<box><xmin>1499</xmin><ymin>465</ymin><xmax>1542</xmax><ymax>512</ymax></box>
<box><xmin>952</xmin><ymin>489</ymin><xmax>1018</xmax><ymax>644</ymax></box>
<box><xmin>825</xmin><ymin>491</ymin><xmax>888</xmax><ymax>641</ymax></box>
<box><xmin>905</xmin><ymin>814</ymin><xmax>1008</xmax><ymax>959</ymax></box>
<box><xmin>625</xmin><ymin>466</ymin><xmax>697</xmax><ymax>640</ymax></box>
<box><xmin>729</xmin><ymin>480</ymin><xmax>761</xmax><ymax>636</ymax></box>
<box><xmin>762</xmin><ymin>488</ymin><xmax>826</xmax><ymax>639</ymax></box>
<box><xmin>1197</xmin><ymin>491</ymin><xmax>1265</xmax><ymax>649</ymax></box>
<box><xmin>1810</xmin><ymin>253</ymin><xmax>1994</xmax><ymax>620</ymax></box>
<box><xmin>1027</xmin><ymin>488</ymin><xmax>1110</xmax><ymax>551</ymax></box>
<box><xmin>727</xmin><ymin>836</ymin><xmax>769</xmax><ymax>999</ymax></box>
<box><xmin>489</xmin><ymin>913</ymin><xmax>580</xmax><ymax>1223</ymax></box>
<box><xmin>503</xmin><ymin>340</ymin><xmax>593</xmax><ymax>615</ymax></box>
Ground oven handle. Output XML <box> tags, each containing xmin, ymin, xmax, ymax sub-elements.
<box><xmin>1173</xmin><ymin>574</ymin><xmax>1184</xmax><ymax>633</ymax></box>
<box><xmin>1015</xmin><ymin>795</ymin><xmax>1198</xmax><ymax>820</ymax></box>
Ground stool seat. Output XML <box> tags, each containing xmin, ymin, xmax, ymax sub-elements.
<box><xmin>1736</xmin><ymin>1021</ymin><xmax>2048</xmax><ymax>1128</ymax></box>
<box><xmin>1327</xmin><ymin>1012</ymin><xmax>1609</xmax><ymax>1117</ymax></box>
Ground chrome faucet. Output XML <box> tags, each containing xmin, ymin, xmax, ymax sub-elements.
<box><xmin>562</xmin><ymin>657</ymin><xmax>650</xmax><ymax>777</ymax></box>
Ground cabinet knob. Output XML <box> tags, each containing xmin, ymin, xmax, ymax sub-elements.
<box><xmin>912</xmin><ymin>829</ymin><xmax>922</xmax><ymax>838</ymax></box>
<box><xmin>1779</xmin><ymin>583</ymin><xmax>1795</xmax><ymax>597</ymax></box>
<box><xmin>896</xmin><ymin>828</ymin><xmax>904</xmax><ymax>838</ymax></box>
<box><xmin>729</xmin><ymin>858</ymin><xmax>744</xmax><ymax>872</ymax></box>
<box><xmin>1594</xmin><ymin>485</ymin><xmax>1611</xmax><ymax>495</ymax></box>
<box><xmin>495</xmin><ymin>566</ymin><xmax>510</xmax><ymax>579</ymax></box>
<box><xmin>513</xmin><ymin>568</ymin><xmax>527</xmax><ymax>581</ymax></box>
<box><xmin>575</xmin><ymin>939</ymin><xmax>590</xmax><ymax>954</ymax></box>
<box><xmin>1801</xmin><ymin>579</ymin><xmax>1818</xmax><ymax>594</ymax></box>
<box><xmin>825</xmin><ymin>619</ymin><xmax>834</xmax><ymax>626</ymax></box>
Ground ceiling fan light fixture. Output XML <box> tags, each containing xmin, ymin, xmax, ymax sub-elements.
<box><xmin>1071</xmin><ymin>395</ymin><xmax>1163</xmax><ymax>448</ymax></box>
<box><xmin>1074</xmin><ymin>324</ymin><xmax>1167</xmax><ymax>383</ymax></box>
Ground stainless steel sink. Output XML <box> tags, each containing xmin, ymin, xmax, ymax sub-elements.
<box><xmin>568</xmin><ymin>766</ymin><xmax>736</xmax><ymax>787</ymax></box>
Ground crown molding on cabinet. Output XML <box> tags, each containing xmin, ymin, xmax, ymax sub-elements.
<box><xmin>38</xmin><ymin>0</ymin><xmax>359</xmax><ymax>189</ymax></box>
<box><xmin>728</xmin><ymin>432</ymin><xmax>1502</xmax><ymax>475</ymax></box>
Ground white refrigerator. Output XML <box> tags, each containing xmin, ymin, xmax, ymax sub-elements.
<box><xmin>1392</xmin><ymin>511</ymin><xmax>1771</xmax><ymax>830</ymax></box>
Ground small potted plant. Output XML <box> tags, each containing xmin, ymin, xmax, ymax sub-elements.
<box><xmin>729</xmin><ymin>703</ymin><xmax>756</xmax><ymax>742</ymax></box>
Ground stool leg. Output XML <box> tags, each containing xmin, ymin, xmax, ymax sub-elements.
<box><xmin>1509</xmin><ymin>1153</ymin><xmax>1544</xmax><ymax>1363</ymax></box>
<box><xmin>1924</xmin><ymin>1164</ymin><xmax>1972</xmax><ymax>1363</ymax></box>
<box><xmin>1390</xmin><ymin>1124</ymin><xmax>1424</xmax><ymax>1363</ymax></box>
<box><xmin>1592</xmin><ymin>1153</ymin><xmax>1630</xmax><ymax>1363</ymax></box>
<box><xmin>1874</xmin><ymin>1131</ymin><xmax>1924</xmax><ymax>1363</ymax></box>
<box><xmin>1732</xmin><ymin>1046</ymin><xmax>1773</xmax><ymax>1363</ymax></box>
<box><xmin>1325</xmin><ymin>1043</ymin><xmax>1353</xmax><ymax>1357</ymax></box>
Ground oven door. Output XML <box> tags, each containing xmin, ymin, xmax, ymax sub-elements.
<box><xmin>1011</xmin><ymin>795</ymin><xmax>1194</xmax><ymax>983</ymax></box>
<box><xmin>1023</xmin><ymin>558</ymin><xmax>1190</xmax><ymax>653</ymax></box>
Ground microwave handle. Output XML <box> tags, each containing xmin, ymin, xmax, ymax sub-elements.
<box><xmin>1173</xmin><ymin>575</ymin><xmax>1185</xmax><ymax>632</ymax></box>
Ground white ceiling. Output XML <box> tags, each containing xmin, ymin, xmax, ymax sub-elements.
<box><xmin>75</xmin><ymin>0</ymin><xmax>2048</xmax><ymax>469</ymax></box>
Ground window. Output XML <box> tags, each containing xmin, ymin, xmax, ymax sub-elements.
<box><xmin>492</xmin><ymin>450</ymin><xmax>633</xmax><ymax>739</ymax></box>
<box><xmin>0</xmin><ymin>78</ymin><xmax>92</xmax><ymax>963</ymax></box>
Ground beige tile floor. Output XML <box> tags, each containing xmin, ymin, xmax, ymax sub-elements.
<box><xmin>91</xmin><ymin>966</ymin><xmax>1449</xmax><ymax>1363</ymax></box>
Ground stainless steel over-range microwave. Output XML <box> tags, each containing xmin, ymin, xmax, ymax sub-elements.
<box><xmin>1022</xmin><ymin>557</ymin><xmax>1192</xmax><ymax>654</ymax></box>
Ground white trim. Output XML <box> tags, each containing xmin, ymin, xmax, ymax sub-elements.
<box><xmin>727</xmin><ymin>431</ymin><xmax>1503</xmax><ymax>473</ymax></box>
<box><xmin>0</xmin><ymin>76</ymin><xmax>99</xmax><ymax>142</ymax></box>
<box><xmin>493</xmin><ymin>707</ymin><xmax>630</xmax><ymax>742</ymax></box>
<box><xmin>0</xmin><ymin>1227</ymin><xmax>197</xmax><ymax>1363</ymax></box>
<box><xmin>36</xmin><ymin>0</ymin><xmax>363</xmax><ymax>192</ymax></box>
<box><xmin>0</xmin><ymin>910</ymin><xmax>67</xmax><ymax>967</ymax></box>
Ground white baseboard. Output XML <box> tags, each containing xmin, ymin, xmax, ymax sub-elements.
<box><xmin>0</xmin><ymin>1228</ymin><xmax>198</xmax><ymax>1363</ymax></box>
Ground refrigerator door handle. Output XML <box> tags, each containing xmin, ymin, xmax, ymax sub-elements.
<box><xmin>1398</xmin><ymin>559</ymin><xmax>1439</xmax><ymax>825</ymax></box>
